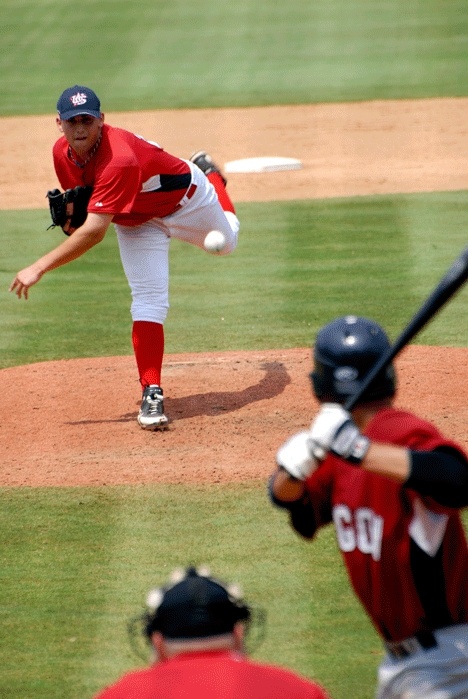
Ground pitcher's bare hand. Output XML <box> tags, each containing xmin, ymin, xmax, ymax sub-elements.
<box><xmin>9</xmin><ymin>263</ymin><xmax>44</xmax><ymax>299</ymax></box>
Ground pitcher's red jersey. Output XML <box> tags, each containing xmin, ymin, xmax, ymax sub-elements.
<box><xmin>53</xmin><ymin>124</ymin><xmax>191</xmax><ymax>225</ymax></box>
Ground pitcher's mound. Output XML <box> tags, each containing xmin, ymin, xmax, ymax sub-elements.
<box><xmin>0</xmin><ymin>347</ymin><xmax>466</xmax><ymax>487</ymax></box>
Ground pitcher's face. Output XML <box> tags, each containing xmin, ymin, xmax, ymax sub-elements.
<box><xmin>57</xmin><ymin>114</ymin><xmax>104</xmax><ymax>156</ymax></box>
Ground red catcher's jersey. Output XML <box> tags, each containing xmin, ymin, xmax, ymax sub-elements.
<box><xmin>53</xmin><ymin>124</ymin><xmax>192</xmax><ymax>225</ymax></box>
<box><xmin>304</xmin><ymin>407</ymin><xmax>468</xmax><ymax>642</ymax></box>
<box><xmin>93</xmin><ymin>650</ymin><xmax>330</xmax><ymax>699</ymax></box>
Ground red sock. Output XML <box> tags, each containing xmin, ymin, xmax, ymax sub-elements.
<box><xmin>132</xmin><ymin>321</ymin><xmax>164</xmax><ymax>390</ymax></box>
<box><xmin>207</xmin><ymin>171</ymin><xmax>236</xmax><ymax>214</ymax></box>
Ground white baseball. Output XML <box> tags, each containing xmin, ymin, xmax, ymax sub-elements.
<box><xmin>204</xmin><ymin>230</ymin><xmax>226</xmax><ymax>254</ymax></box>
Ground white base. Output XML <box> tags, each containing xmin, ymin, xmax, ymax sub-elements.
<box><xmin>224</xmin><ymin>156</ymin><xmax>302</xmax><ymax>174</ymax></box>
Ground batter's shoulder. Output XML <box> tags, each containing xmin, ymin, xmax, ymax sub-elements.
<box><xmin>368</xmin><ymin>407</ymin><xmax>461</xmax><ymax>453</ymax></box>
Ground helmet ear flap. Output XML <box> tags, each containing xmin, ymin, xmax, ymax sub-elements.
<box><xmin>309</xmin><ymin>371</ymin><xmax>316</xmax><ymax>395</ymax></box>
<box><xmin>309</xmin><ymin>369</ymin><xmax>329</xmax><ymax>403</ymax></box>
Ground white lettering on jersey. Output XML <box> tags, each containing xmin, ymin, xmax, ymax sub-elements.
<box><xmin>333</xmin><ymin>505</ymin><xmax>384</xmax><ymax>561</ymax></box>
<box><xmin>356</xmin><ymin>507</ymin><xmax>384</xmax><ymax>560</ymax></box>
<box><xmin>333</xmin><ymin>505</ymin><xmax>355</xmax><ymax>552</ymax></box>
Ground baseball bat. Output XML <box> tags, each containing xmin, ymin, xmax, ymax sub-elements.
<box><xmin>344</xmin><ymin>245</ymin><xmax>468</xmax><ymax>412</ymax></box>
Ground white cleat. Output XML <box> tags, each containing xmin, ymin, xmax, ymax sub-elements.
<box><xmin>138</xmin><ymin>385</ymin><xmax>169</xmax><ymax>430</ymax></box>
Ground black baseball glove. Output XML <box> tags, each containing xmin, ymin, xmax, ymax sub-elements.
<box><xmin>46</xmin><ymin>185</ymin><xmax>93</xmax><ymax>235</ymax></box>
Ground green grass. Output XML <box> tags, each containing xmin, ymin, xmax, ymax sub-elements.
<box><xmin>1</xmin><ymin>191</ymin><xmax>467</xmax><ymax>369</ymax></box>
<box><xmin>1</xmin><ymin>0</ymin><xmax>468</xmax><ymax>115</ymax></box>
<box><xmin>0</xmin><ymin>484</ymin><xmax>380</xmax><ymax>699</ymax></box>
<box><xmin>2</xmin><ymin>485</ymin><xmax>467</xmax><ymax>699</ymax></box>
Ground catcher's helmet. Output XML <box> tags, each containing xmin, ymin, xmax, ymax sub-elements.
<box><xmin>143</xmin><ymin>566</ymin><xmax>251</xmax><ymax>640</ymax></box>
<box><xmin>128</xmin><ymin>566</ymin><xmax>266</xmax><ymax>662</ymax></box>
<box><xmin>310</xmin><ymin>315</ymin><xmax>396</xmax><ymax>404</ymax></box>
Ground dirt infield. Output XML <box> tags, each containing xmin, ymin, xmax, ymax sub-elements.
<box><xmin>0</xmin><ymin>347</ymin><xmax>466</xmax><ymax>487</ymax></box>
<box><xmin>1</xmin><ymin>98</ymin><xmax>467</xmax><ymax>486</ymax></box>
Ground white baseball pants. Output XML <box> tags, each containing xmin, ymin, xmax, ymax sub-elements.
<box><xmin>376</xmin><ymin>624</ymin><xmax>468</xmax><ymax>699</ymax></box>
<box><xmin>114</xmin><ymin>160</ymin><xmax>240</xmax><ymax>324</ymax></box>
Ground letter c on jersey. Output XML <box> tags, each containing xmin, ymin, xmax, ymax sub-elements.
<box><xmin>333</xmin><ymin>505</ymin><xmax>384</xmax><ymax>561</ymax></box>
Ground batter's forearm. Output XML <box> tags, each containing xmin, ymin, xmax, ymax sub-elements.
<box><xmin>361</xmin><ymin>443</ymin><xmax>411</xmax><ymax>482</ymax></box>
<box><xmin>269</xmin><ymin>468</ymin><xmax>306</xmax><ymax>502</ymax></box>
<box><xmin>268</xmin><ymin>473</ymin><xmax>318</xmax><ymax>539</ymax></box>
<box><xmin>363</xmin><ymin>443</ymin><xmax>468</xmax><ymax>507</ymax></box>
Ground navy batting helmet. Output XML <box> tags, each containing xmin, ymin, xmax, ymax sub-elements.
<box><xmin>310</xmin><ymin>315</ymin><xmax>396</xmax><ymax>404</ymax></box>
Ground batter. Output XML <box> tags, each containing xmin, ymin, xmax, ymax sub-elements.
<box><xmin>270</xmin><ymin>315</ymin><xmax>468</xmax><ymax>699</ymax></box>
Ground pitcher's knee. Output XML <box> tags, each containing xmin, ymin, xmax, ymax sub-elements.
<box><xmin>131</xmin><ymin>301</ymin><xmax>169</xmax><ymax>324</ymax></box>
<box><xmin>220</xmin><ymin>212</ymin><xmax>240</xmax><ymax>254</ymax></box>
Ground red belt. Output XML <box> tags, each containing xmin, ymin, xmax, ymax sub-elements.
<box><xmin>172</xmin><ymin>183</ymin><xmax>197</xmax><ymax>213</ymax></box>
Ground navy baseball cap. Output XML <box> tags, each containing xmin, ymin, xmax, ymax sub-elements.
<box><xmin>56</xmin><ymin>85</ymin><xmax>101</xmax><ymax>120</ymax></box>
<box><xmin>144</xmin><ymin>567</ymin><xmax>251</xmax><ymax>640</ymax></box>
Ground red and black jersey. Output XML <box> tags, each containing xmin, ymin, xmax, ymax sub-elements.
<box><xmin>287</xmin><ymin>408</ymin><xmax>468</xmax><ymax>642</ymax></box>
<box><xmin>53</xmin><ymin>124</ymin><xmax>192</xmax><ymax>225</ymax></box>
